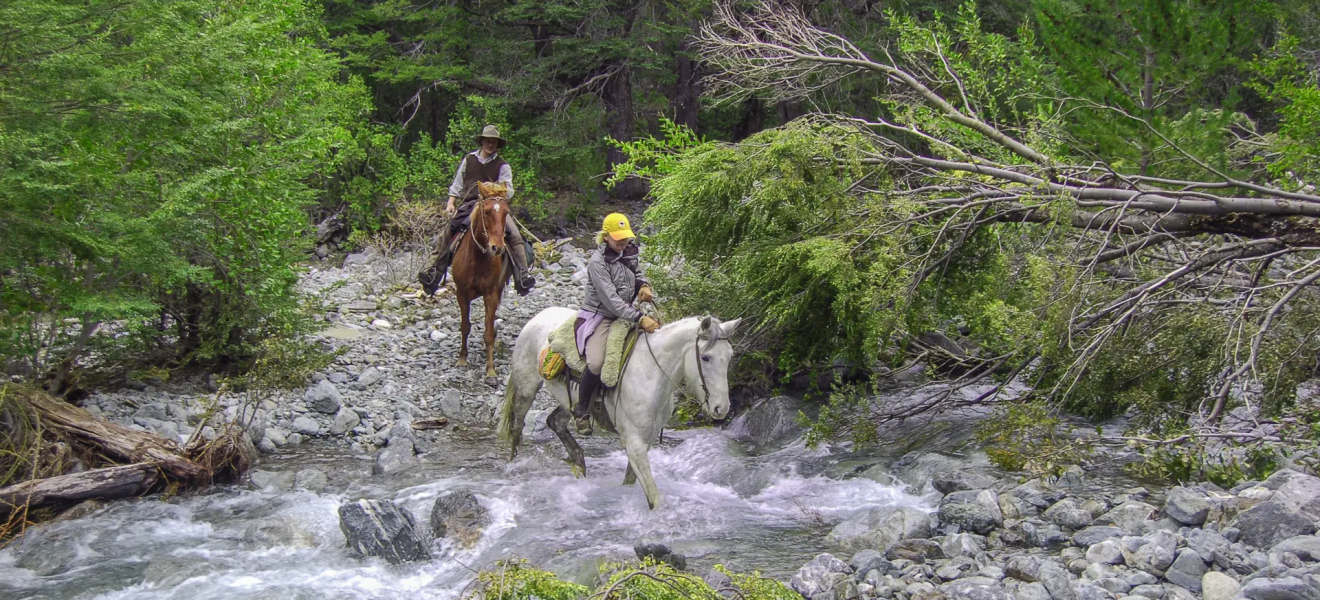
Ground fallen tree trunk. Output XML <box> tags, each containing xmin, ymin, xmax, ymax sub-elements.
<box><xmin>0</xmin><ymin>463</ymin><xmax>158</xmax><ymax>517</ymax></box>
<box><xmin>22</xmin><ymin>388</ymin><xmax>203</xmax><ymax>480</ymax></box>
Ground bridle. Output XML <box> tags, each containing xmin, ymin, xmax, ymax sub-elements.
<box><xmin>468</xmin><ymin>197</ymin><xmax>503</xmax><ymax>256</ymax></box>
<box><xmin>644</xmin><ymin>326</ymin><xmax>715</xmax><ymax>414</ymax></box>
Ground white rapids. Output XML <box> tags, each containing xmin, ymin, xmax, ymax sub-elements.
<box><xmin>0</xmin><ymin>426</ymin><xmax>931</xmax><ymax>600</ymax></box>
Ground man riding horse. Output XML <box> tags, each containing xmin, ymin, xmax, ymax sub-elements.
<box><xmin>419</xmin><ymin>125</ymin><xmax>536</xmax><ymax>296</ymax></box>
<box><xmin>573</xmin><ymin>213</ymin><xmax>661</xmax><ymax>433</ymax></box>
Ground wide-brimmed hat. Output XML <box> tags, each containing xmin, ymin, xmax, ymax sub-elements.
<box><xmin>475</xmin><ymin>125</ymin><xmax>507</xmax><ymax>149</ymax></box>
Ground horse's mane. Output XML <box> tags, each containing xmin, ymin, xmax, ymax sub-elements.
<box><xmin>661</xmin><ymin>315</ymin><xmax>726</xmax><ymax>351</ymax></box>
<box><xmin>478</xmin><ymin>181</ymin><xmax>508</xmax><ymax>199</ymax></box>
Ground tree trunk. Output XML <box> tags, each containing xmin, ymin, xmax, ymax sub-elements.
<box><xmin>0</xmin><ymin>464</ymin><xmax>158</xmax><ymax>517</ymax></box>
<box><xmin>731</xmin><ymin>98</ymin><xmax>765</xmax><ymax>141</ymax></box>
<box><xmin>777</xmin><ymin>100</ymin><xmax>804</xmax><ymax>125</ymax></box>
<box><xmin>673</xmin><ymin>43</ymin><xmax>701</xmax><ymax>132</ymax></box>
<box><xmin>602</xmin><ymin>63</ymin><xmax>647</xmax><ymax>200</ymax></box>
<box><xmin>24</xmin><ymin>389</ymin><xmax>204</xmax><ymax>480</ymax></box>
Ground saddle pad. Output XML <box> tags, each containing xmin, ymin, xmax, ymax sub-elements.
<box><xmin>545</xmin><ymin>315</ymin><xmax>637</xmax><ymax>387</ymax></box>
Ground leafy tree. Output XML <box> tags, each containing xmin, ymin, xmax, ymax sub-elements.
<box><xmin>1</xmin><ymin>0</ymin><xmax>371</xmax><ymax>389</ymax></box>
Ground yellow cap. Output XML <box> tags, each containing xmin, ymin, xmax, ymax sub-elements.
<box><xmin>602</xmin><ymin>213</ymin><xmax>636</xmax><ymax>241</ymax></box>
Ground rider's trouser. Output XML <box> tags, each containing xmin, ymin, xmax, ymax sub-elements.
<box><xmin>584</xmin><ymin>318</ymin><xmax>616</xmax><ymax>375</ymax></box>
<box><xmin>427</xmin><ymin>212</ymin><xmax>531</xmax><ymax>280</ymax></box>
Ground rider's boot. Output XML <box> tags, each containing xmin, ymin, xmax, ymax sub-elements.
<box><xmin>419</xmin><ymin>227</ymin><xmax>455</xmax><ymax>296</ymax></box>
<box><xmin>508</xmin><ymin>237</ymin><xmax>536</xmax><ymax>296</ymax></box>
<box><xmin>573</xmin><ymin>369</ymin><xmax>601</xmax><ymax>435</ymax></box>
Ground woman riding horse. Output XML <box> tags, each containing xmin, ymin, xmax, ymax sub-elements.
<box><xmin>572</xmin><ymin>213</ymin><xmax>660</xmax><ymax>433</ymax></box>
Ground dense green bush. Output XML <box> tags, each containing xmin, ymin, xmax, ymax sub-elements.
<box><xmin>0</xmin><ymin>0</ymin><xmax>371</xmax><ymax>385</ymax></box>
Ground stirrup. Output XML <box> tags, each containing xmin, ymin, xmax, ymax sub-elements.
<box><xmin>515</xmin><ymin>275</ymin><xmax>536</xmax><ymax>296</ymax></box>
<box><xmin>574</xmin><ymin>414</ymin><xmax>593</xmax><ymax>436</ymax></box>
<box><xmin>419</xmin><ymin>267</ymin><xmax>445</xmax><ymax>296</ymax></box>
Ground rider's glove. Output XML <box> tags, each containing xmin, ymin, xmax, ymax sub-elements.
<box><xmin>637</xmin><ymin>285</ymin><xmax>654</xmax><ymax>304</ymax></box>
<box><xmin>639</xmin><ymin>315</ymin><xmax>661</xmax><ymax>334</ymax></box>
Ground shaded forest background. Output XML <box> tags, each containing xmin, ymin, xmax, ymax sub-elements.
<box><xmin>4</xmin><ymin>0</ymin><xmax>1320</xmax><ymax>480</ymax></box>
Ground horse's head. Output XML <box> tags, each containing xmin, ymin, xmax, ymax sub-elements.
<box><xmin>684</xmin><ymin>316</ymin><xmax>742</xmax><ymax>421</ymax></box>
<box><xmin>476</xmin><ymin>182</ymin><xmax>510</xmax><ymax>255</ymax></box>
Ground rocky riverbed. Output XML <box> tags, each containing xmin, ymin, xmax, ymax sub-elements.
<box><xmin>12</xmin><ymin>246</ymin><xmax>1320</xmax><ymax>600</ymax></box>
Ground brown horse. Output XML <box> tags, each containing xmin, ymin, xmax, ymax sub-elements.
<box><xmin>451</xmin><ymin>182</ymin><xmax>513</xmax><ymax>379</ymax></box>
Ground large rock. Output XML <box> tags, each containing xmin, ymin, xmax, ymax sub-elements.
<box><xmin>941</xmin><ymin>579</ymin><xmax>1012</xmax><ymax>600</ymax></box>
<box><xmin>337</xmin><ymin>499</ymin><xmax>428</xmax><ymax>564</ymax></box>
<box><xmin>1037</xmin><ymin>561</ymin><xmax>1075</xmax><ymax>600</ymax></box>
<box><xmin>1259</xmin><ymin>469</ymin><xmax>1320</xmax><ymax>519</ymax></box>
<box><xmin>849</xmin><ymin>549</ymin><xmax>891</xmax><ymax>576</ymax></box>
<box><xmin>1184</xmin><ymin>527</ymin><xmax>1231</xmax><ymax>562</ymax></box>
<box><xmin>790</xmin><ymin>553</ymin><xmax>853</xmax><ymax>599</ymax></box>
<box><xmin>1163</xmin><ymin>548</ymin><xmax>1209</xmax><ymax>592</ymax></box>
<box><xmin>728</xmin><ymin>396</ymin><xmax>805</xmax><ymax>449</ymax></box>
<box><xmin>330</xmin><ymin>407</ymin><xmax>361</xmax><ymax>435</ymax></box>
<box><xmin>1239</xmin><ymin>576</ymin><xmax>1320</xmax><ymax>600</ymax></box>
<box><xmin>431</xmin><ymin>490</ymin><xmax>489</xmax><ymax>547</ymax></box>
<box><xmin>1235</xmin><ymin>501</ymin><xmax>1317</xmax><ymax>549</ymax></box>
<box><xmin>292</xmin><ymin>415</ymin><xmax>320</xmax><ymax>436</ymax></box>
<box><xmin>940</xmin><ymin>490</ymin><xmax>1003</xmax><ymax>535</ymax></box>
<box><xmin>305</xmin><ymin>380</ymin><xmax>342</xmax><ymax>414</ymax></box>
<box><xmin>249</xmin><ymin>469</ymin><xmax>295</xmax><ymax>491</ymax></box>
<box><xmin>826</xmin><ymin>506</ymin><xmax>932</xmax><ymax>552</ymax></box>
<box><xmin>354</xmin><ymin>367</ymin><xmax>384</xmax><ymax>389</ymax></box>
<box><xmin>932</xmin><ymin>471</ymin><xmax>999</xmax><ymax>495</ymax></box>
<box><xmin>1085</xmin><ymin>540</ymin><xmax>1124</xmax><ymax>565</ymax></box>
<box><xmin>1274</xmin><ymin>536</ymin><xmax>1320</xmax><ymax>561</ymax></box>
<box><xmin>942</xmin><ymin>533</ymin><xmax>985</xmax><ymax>558</ymax></box>
<box><xmin>372</xmin><ymin>438</ymin><xmax>417</xmax><ymax>476</ymax></box>
<box><xmin>1043</xmin><ymin>499</ymin><xmax>1094</xmax><ymax>531</ymax></box>
<box><xmin>884</xmin><ymin>538</ymin><xmax>943</xmax><ymax>562</ymax></box>
<box><xmin>634</xmin><ymin>539</ymin><xmax>687</xmax><ymax>571</ymax></box>
<box><xmin>1072</xmin><ymin>526</ymin><xmax>1126</xmax><ymax>547</ymax></box>
<box><xmin>1006</xmin><ymin>555</ymin><xmax>1043</xmax><ymax>582</ymax></box>
<box><xmin>1094</xmin><ymin>501</ymin><xmax>1158</xmax><ymax>536</ymax></box>
<box><xmin>1121</xmin><ymin>531</ymin><xmax>1177</xmax><ymax>576</ymax></box>
<box><xmin>1163</xmin><ymin>487</ymin><xmax>1211</xmax><ymax>525</ymax></box>
<box><xmin>1201</xmin><ymin>571</ymin><xmax>1240</xmax><ymax>600</ymax></box>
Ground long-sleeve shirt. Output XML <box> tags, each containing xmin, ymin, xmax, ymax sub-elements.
<box><xmin>581</xmin><ymin>244</ymin><xmax>649</xmax><ymax>322</ymax></box>
<box><xmin>448</xmin><ymin>151</ymin><xmax>514</xmax><ymax>200</ymax></box>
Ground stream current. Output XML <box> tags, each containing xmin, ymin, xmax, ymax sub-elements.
<box><xmin>0</xmin><ymin>414</ymin><xmax>933</xmax><ymax>600</ymax></box>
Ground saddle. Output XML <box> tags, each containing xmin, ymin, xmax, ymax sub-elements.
<box><xmin>542</xmin><ymin>316</ymin><xmax>640</xmax><ymax>388</ymax></box>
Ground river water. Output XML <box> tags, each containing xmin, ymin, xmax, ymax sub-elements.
<box><xmin>0</xmin><ymin>414</ymin><xmax>936</xmax><ymax>600</ymax></box>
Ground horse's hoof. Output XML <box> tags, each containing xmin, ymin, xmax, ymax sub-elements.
<box><xmin>456</xmin><ymin>357</ymin><xmax>469</xmax><ymax>367</ymax></box>
<box><xmin>570</xmin><ymin>464</ymin><xmax>585</xmax><ymax>478</ymax></box>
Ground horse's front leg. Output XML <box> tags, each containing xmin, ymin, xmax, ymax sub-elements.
<box><xmin>483</xmin><ymin>291</ymin><xmax>500</xmax><ymax>378</ymax></box>
<box><xmin>456</xmin><ymin>291</ymin><xmax>471</xmax><ymax>367</ymax></box>
<box><xmin>622</xmin><ymin>433</ymin><xmax>661</xmax><ymax>509</ymax></box>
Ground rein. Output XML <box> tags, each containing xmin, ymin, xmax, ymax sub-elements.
<box><xmin>643</xmin><ymin>327</ymin><xmax>713</xmax><ymax>414</ymax></box>
<box><xmin>468</xmin><ymin>199</ymin><xmax>490</xmax><ymax>255</ymax></box>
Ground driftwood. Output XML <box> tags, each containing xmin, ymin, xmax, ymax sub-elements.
<box><xmin>0</xmin><ymin>463</ymin><xmax>158</xmax><ymax>517</ymax></box>
<box><xmin>23</xmin><ymin>389</ymin><xmax>203</xmax><ymax>480</ymax></box>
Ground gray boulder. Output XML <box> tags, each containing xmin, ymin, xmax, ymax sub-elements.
<box><xmin>337</xmin><ymin>499</ymin><xmax>428</xmax><ymax>564</ymax></box>
<box><xmin>431</xmin><ymin>490</ymin><xmax>489</xmax><ymax>547</ymax></box>
<box><xmin>826</xmin><ymin>506</ymin><xmax>932</xmax><ymax>552</ymax></box>
<box><xmin>1163</xmin><ymin>548</ymin><xmax>1209</xmax><ymax>592</ymax></box>
<box><xmin>1259</xmin><ymin>469</ymin><xmax>1320</xmax><ymax>519</ymax></box>
<box><xmin>1163</xmin><ymin>486</ymin><xmax>1211</xmax><ymax>525</ymax></box>
<box><xmin>1122</xmin><ymin>531</ymin><xmax>1178</xmax><ymax>576</ymax></box>
<box><xmin>353</xmin><ymin>366</ymin><xmax>383</xmax><ymax>390</ymax></box>
<box><xmin>1044</xmin><ymin>499</ymin><xmax>1095</xmax><ymax>531</ymax></box>
<box><xmin>634</xmin><ymin>539</ymin><xmax>687</xmax><ymax>571</ymax></box>
<box><xmin>848</xmin><ymin>549</ymin><xmax>891</xmax><ymax>577</ymax></box>
<box><xmin>941</xmin><ymin>579</ymin><xmax>1011</xmax><ymax>600</ymax></box>
<box><xmin>1072</xmin><ymin>526</ymin><xmax>1126</xmax><ymax>547</ymax></box>
<box><xmin>1017</xmin><ymin>582</ymin><xmax>1051</xmax><ymax>600</ymax></box>
<box><xmin>330</xmin><ymin>407</ymin><xmax>361</xmax><ymax>435</ymax></box>
<box><xmin>1239</xmin><ymin>575</ymin><xmax>1320</xmax><ymax>600</ymax></box>
<box><xmin>1185</xmin><ymin>527</ymin><xmax>1231</xmax><ymax>562</ymax></box>
<box><xmin>1037</xmin><ymin>561</ymin><xmax>1075</xmax><ymax>600</ymax></box>
<box><xmin>372</xmin><ymin>437</ymin><xmax>417</xmax><ymax>476</ymax></box>
<box><xmin>728</xmin><ymin>396</ymin><xmax>805</xmax><ymax>449</ymax></box>
<box><xmin>1236</xmin><ymin>501</ymin><xmax>1317</xmax><ymax>549</ymax></box>
<box><xmin>1201</xmin><ymin>571</ymin><xmax>1240</xmax><ymax>600</ymax></box>
<box><xmin>942</xmin><ymin>533</ymin><xmax>986</xmax><ymax>558</ymax></box>
<box><xmin>1086</xmin><ymin>540</ymin><xmax>1124</xmax><ymax>565</ymax></box>
<box><xmin>932</xmin><ymin>471</ymin><xmax>999</xmax><ymax>495</ymax></box>
<box><xmin>940</xmin><ymin>490</ymin><xmax>1003</xmax><ymax>535</ymax></box>
<box><xmin>884</xmin><ymin>538</ymin><xmax>943</xmax><ymax>562</ymax></box>
<box><xmin>249</xmin><ymin>469</ymin><xmax>295</xmax><ymax>491</ymax></box>
<box><xmin>1006</xmin><ymin>555</ymin><xmax>1043</xmax><ymax>582</ymax></box>
<box><xmin>790</xmin><ymin>553</ymin><xmax>853</xmax><ymax>599</ymax></box>
<box><xmin>292</xmin><ymin>415</ymin><xmax>320</xmax><ymax>436</ymax></box>
<box><xmin>1094</xmin><ymin>501</ymin><xmax>1158</xmax><ymax>536</ymax></box>
<box><xmin>1274</xmin><ymin>535</ymin><xmax>1320</xmax><ymax>561</ymax></box>
<box><xmin>305</xmin><ymin>380</ymin><xmax>342</xmax><ymax>414</ymax></box>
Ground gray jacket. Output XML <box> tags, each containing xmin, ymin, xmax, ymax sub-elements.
<box><xmin>581</xmin><ymin>243</ymin><xmax>649</xmax><ymax>322</ymax></box>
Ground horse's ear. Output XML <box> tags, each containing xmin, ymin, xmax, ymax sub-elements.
<box><xmin>699</xmin><ymin>316</ymin><xmax>713</xmax><ymax>337</ymax></box>
<box><xmin>720</xmin><ymin>318</ymin><xmax>742</xmax><ymax>336</ymax></box>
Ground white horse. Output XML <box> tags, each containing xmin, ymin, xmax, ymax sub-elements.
<box><xmin>497</xmin><ymin>307</ymin><xmax>740</xmax><ymax>509</ymax></box>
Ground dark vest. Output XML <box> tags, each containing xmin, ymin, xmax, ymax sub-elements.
<box><xmin>460</xmin><ymin>152</ymin><xmax>508</xmax><ymax>202</ymax></box>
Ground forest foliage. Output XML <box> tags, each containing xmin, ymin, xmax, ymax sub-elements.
<box><xmin>4</xmin><ymin>0</ymin><xmax>1320</xmax><ymax>480</ymax></box>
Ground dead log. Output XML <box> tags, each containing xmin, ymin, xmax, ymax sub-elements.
<box><xmin>0</xmin><ymin>463</ymin><xmax>158</xmax><ymax>517</ymax></box>
<box><xmin>22</xmin><ymin>388</ymin><xmax>203</xmax><ymax>480</ymax></box>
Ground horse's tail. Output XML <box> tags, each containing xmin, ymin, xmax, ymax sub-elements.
<box><xmin>496</xmin><ymin>379</ymin><xmax>517</xmax><ymax>446</ymax></box>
